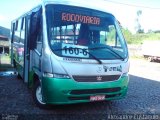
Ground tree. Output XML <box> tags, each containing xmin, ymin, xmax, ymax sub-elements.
<box><xmin>135</xmin><ymin>10</ymin><xmax>144</xmax><ymax>33</ymax></box>
<box><xmin>122</xmin><ymin>28</ymin><xmax>134</xmax><ymax>44</ymax></box>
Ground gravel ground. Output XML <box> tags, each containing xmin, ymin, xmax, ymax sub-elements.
<box><xmin>0</xmin><ymin>59</ymin><xmax>160</xmax><ymax>120</ymax></box>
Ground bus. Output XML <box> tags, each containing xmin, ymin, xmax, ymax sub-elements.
<box><xmin>10</xmin><ymin>0</ymin><xmax>129</xmax><ymax>108</ymax></box>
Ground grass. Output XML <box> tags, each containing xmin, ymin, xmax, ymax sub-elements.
<box><xmin>122</xmin><ymin>29</ymin><xmax>160</xmax><ymax>45</ymax></box>
<box><xmin>0</xmin><ymin>55</ymin><xmax>13</xmax><ymax>71</ymax></box>
<box><xmin>0</xmin><ymin>55</ymin><xmax>10</xmax><ymax>63</ymax></box>
<box><xmin>130</xmin><ymin>55</ymin><xmax>144</xmax><ymax>60</ymax></box>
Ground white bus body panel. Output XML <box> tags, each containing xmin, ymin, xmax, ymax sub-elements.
<box><xmin>49</xmin><ymin>52</ymin><xmax>129</xmax><ymax>77</ymax></box>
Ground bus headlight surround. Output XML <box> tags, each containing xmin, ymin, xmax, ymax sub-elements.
<box><xmin>43</xmin><ymin>72</ymin><xmax>70</xmax><ymax>79</ymax></box>
<box><xmin>53</xmin><ymin>73</ymin><xmax>70</xmax><ymax>79</ymax></box>
<box><xmin>122</xmin><ymin>73</ymin><xmax>128</xmax><ymax>77</ymax></box>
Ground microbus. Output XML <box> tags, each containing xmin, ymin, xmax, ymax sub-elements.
<box><xmin>10</xmin><ymin>0</ymin><xmax>129</xmax><ymax>108</ymax></box>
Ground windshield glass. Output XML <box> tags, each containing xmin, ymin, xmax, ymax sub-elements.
<box><xmin>46</xmin><ymin>5</ymin><xmax>128</xmax><ymax>60</ymax></box>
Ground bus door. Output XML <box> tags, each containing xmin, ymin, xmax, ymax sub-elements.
<box><xmin>10</xmin><ymin>23</ymin><xmax>15</xmax><ymax>66</ymax></box>
<box><xmin>24</xmin><ymin>8</ymin><xmax>42</xmax><ymax>83</ymax></box>
<box><xmin>23</xmin><ymin>15</ymin><xmax>31</xmax><ymax>83</ymax></box>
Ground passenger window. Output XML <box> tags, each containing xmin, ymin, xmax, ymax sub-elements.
<box><xmin>14</xmin><ymin>20</ymin><xmax>21</xmax><ymax>43</ymax></box>
<box><xmin>20</xmin><ymin>17</ymin><xmax>25</xmax><ymax>44</ymax></box>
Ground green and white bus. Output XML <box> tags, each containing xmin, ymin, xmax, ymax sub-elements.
<box><xmin>10</xmin><ymin>0</ymin><xmax>129</xmax><ymax>108</ymax></box>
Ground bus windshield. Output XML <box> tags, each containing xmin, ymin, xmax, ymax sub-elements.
<box><xmin>46</xmin><ymin>4</ymin><xmax>128</xmax><ymax>60</ymax></box>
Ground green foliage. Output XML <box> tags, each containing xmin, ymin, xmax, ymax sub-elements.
<box><xmin>122</xmin><ymin>28</ymin><xmax>160</xmax><ymax>44</ymax></box>
<box><xmin>122</xmin><ymin>29</ymin><xmax>135</xmax><ymax>44</ymax></box>
<box><xmin>107</xmin><ymin>27</ymin><xmax>115</xmax><ymax>44</ymax></box>
<box><xmin>0</xmin><ymin>55</ymin><xmax>10</xmax><ymax>63</ymax></box>
<box><xmin>0</xmin><ymin>55</ymin><xmax>11</xmax><ymax>71</ymax></box>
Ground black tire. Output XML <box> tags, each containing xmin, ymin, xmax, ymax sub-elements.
<box><xmin>33</xmin><ymin>80</ymin><xmax>48</xmax><ymax>109</ymax></box>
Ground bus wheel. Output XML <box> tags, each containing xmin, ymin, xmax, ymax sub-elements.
<box><xmin>33</xmin><ymin>80</ymin><xmax>47</xmax><ymax>109</ymax></box>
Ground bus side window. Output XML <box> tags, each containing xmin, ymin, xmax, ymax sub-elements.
<box><xmin>20</xmin><ymin>17</ymin><xmax>25</xmax><ymax>44</ymax></box>
<box><xmin>11</xmin><ymin>23</ymin><xmax>15</xmax><ymax>44</ymax></box>
<box><xmin>14</xmin><ymin>20</ymin><xmax>21</xmax><ymax>43</ymax></box>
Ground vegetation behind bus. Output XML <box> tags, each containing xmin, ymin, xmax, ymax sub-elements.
<box><xmin>122</xmin><ymin>29</ymin><xmax>160</xmax><ymax>44</ymax></box>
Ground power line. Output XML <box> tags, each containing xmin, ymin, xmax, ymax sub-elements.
<box><xmin>103</xmin><ymin>0</ymin><xmax>160</xmax><ymax>9</ymax></box>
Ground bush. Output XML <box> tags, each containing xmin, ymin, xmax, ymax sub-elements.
<box><xmin>122</xmin><ymin>28</ymin><xmax>160</xmax><ymax>44</ymax></box>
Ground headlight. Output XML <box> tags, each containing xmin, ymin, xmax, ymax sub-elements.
<box><xmin>53</xmin><ymin>73</ymin><xmax>70</xmax><ymax>79</ymax></box>
<box><xmin>122</xmin><ymin>73</ymin><xmax>128</xmax><ymax>77</ymax></box>
<box><xmin>43</xmin><ymin>72</ymin><xmax>54</xmax><ymax>78</ymax></box>
<box><xmin>43</xmin><ymin>72</ymin><xmax>70</xmax><ymax>79</ymax></box>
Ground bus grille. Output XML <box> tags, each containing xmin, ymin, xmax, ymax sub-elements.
<box><xmin>70</xmin><ymin>87</ymin><xmax>121</xmax><ymax>95</ymax></box>
<box><xmin>72</xmin><ymin>75</ymin><xmax>120</xmax><ymax>82</ymax></box>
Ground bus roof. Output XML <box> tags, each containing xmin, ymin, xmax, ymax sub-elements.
<box><xmin>12</xmin><ymin>0</ymin><xmax>115</xmax><ymax>23</ymax></box>
<box><xmin>42</xmin><ymin>0</ymin><xmax>112</xmax><ymax>15</ymax></box>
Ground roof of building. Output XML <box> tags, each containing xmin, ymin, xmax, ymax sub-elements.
<box><xmin>0</xmin><ymin>35</ymin><xmax>8</xmax><ymax>41</ymax></box>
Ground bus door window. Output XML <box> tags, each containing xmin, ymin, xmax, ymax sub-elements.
<box><xmin>29</xmin><ymin>7</ymin><xmax>42</xmax><ymax>50</ymax></box>
<box><xmin>14</xmin><ymin>19</ymin><xmax>23</xmax><ymax>62</ymax></box>
<box><xmin>30</xmin><ymin>8</ymin><xmax>42</xmax><ymax>70</ymax></box>
<box><xmin>35</xmin><ymin>13</ymin><xmax>42</xmax><ymax>54</ymax></box>
<box><xmin>19</xmin><ymin>17</ymin><xmax>25</xmax><ymax>67</ymax></box>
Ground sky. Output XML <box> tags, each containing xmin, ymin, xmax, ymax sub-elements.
<box><xmin>0</xmin><ymin>0</ymin><xmax>160</xmax><ymax>33</ymax></box>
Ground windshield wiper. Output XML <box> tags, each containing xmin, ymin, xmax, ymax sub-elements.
<box><xmin>84</xmin><ymin>49</ymin><xmax>102</xmax><ymax>64</ymax></box>
<box><xmin>89</xmin><ymin>46</ymin><xmax>124</xmax><ymax>61</ymax></box>
<box><xmin>54</xmin><ymin>48</ymin><xmax>102</xmax><ymax>64</ymax></box>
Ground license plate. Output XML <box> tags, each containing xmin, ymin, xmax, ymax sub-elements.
<box><xmin>90</xmin><ymin>95</ymin><xmax>105</xmax><ymax>101</ymax></box>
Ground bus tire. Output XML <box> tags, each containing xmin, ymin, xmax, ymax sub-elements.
<box><xmin>33</xmin><ymin>80</ymin><xmax>47</xmax><ymax>109</ymax></box>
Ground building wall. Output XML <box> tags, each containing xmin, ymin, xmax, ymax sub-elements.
<box><xmin>0</xmin><ymin>36</ymin><xmax>9</xmax><ymax>54</ymax></box>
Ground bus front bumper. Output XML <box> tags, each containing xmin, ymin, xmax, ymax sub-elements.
<box><xmin>41</xmin><ymin>75</ymin><xmax>129</xmax><ymax>105</ymax></box>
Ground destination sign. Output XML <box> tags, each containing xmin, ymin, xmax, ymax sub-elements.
<box><xmin>61</xmin><ymin>12</ymin><xmax>100</xmax><ymax>25</ymax></box>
